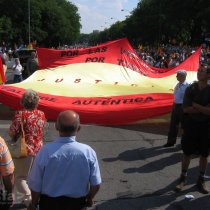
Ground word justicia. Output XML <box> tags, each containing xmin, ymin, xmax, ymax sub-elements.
<box><xmin>37</xmin><ymin>78</ymin><xmax>141</xmax><ymax>87</ymax></box>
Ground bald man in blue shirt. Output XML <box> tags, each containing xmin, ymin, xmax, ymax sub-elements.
<box><xmin>27</xmin><ymin>110</ymin><xmax>101</xmax><ymax>210</ymax></box>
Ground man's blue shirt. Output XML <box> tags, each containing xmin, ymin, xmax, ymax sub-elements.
<box><xmin>28</xmin><ymin>136</ymin><xmax>101</xmax><ymax>197</ymax></box>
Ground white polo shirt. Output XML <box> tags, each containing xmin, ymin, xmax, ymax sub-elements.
<box><xmin>12</xmin><ymin>64</ymin><xmax>22</xmax><ymax>75</ymax></box>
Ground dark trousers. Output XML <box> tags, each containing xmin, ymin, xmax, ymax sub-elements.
<box><xmin>39</xmin><ymin>194</ymin><xmax>87</xmax><ymax>210</ymax></box>
<box><xmin>181</xmin><ymin>119</ymin><xmax>210</xmax><ymax>157</ymax></box>
<box><xmin>167</xmin><ymin>104</ymin><xmax>183</xmax><ymax>144</ymax></box>
<box><xmin>13</xmin><ymin>74</ymin><xmax>23</xmax><ymax>83</ymax></box>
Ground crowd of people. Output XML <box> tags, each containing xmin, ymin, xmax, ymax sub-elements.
<box><xmin>0</xmin><ymin>52</ymin><xmax>38</xmax><ymax>84</ymax></box>
<box><xmin>1</xmin><ymin>41</ymin><xmax>210</xmax><ymax>210</ymax></box>
<box><xmin>136</xmin><ymin>44</ymin><xmax>210</xmax><ymax>68</ymax></box>
<box><xmin>1</xmin><ymin>41</ymin><xmax>210</xmax><ymax>85</ymax></box>
<box><xmin>0</xmin><ymin>41</ymin><xmax>38</xmax><ymax>83</ymax></box>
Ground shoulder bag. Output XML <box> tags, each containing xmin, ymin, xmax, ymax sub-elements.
<box><xmin>8</xmin><ymin>111</ymin><xmax>28</xmax><ymax>158</ymax></box>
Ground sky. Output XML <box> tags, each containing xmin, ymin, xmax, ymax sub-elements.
<box><xmin>69</xmin><ymin>0</ymin><xmax>139</xmax><ymax>34</ymax></box>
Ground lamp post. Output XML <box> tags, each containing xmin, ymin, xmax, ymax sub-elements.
<box><xmin>28</xmin><ymin>0</ymin><xmax>31</xmax><ymax>45</ymax></box>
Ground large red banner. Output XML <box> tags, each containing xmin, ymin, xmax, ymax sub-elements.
<box><xmin>0</xmin><ymin>38</ymin><xmax>201</xmax><ymax>125</ymax></box>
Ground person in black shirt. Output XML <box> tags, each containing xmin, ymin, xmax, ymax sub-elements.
<box><xmin>175</xmin><ymin>64</ymin><xmax>210</xmax><ymax>194</ymax></box>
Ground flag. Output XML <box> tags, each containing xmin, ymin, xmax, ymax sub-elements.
<box><xmin>0</xmin><ymin>38</ymin><xmax>201</xmax><ymax>125</ymax></box>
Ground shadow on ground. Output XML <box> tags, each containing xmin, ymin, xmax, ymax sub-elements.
<box><xmin>94</xmin><ymin>165</ymin><xmax>210</xmax><ymax>210</ymax></box>
<box><xmin>93</xmin><ymin>192</ymin><xmax>210</xmax><ymax>210</ymax></box>
<box><xmin>103</xmin><ymin>145</ymin><xmax>181</xmax><ymax>162</ymax></box>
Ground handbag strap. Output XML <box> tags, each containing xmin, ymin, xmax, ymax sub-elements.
<box><xmin>20</xmin><ymin>111</ymin><xmax>25</xmax><ymax>138</ymax></box>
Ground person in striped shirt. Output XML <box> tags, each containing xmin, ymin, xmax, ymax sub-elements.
<box><xmin>0</xmin><ymin>136</ymin><xmax>15</xmax><ymax>210</ymax></box>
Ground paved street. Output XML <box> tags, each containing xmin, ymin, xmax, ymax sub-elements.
<box><xmin>0</xmin><ymin>103</ymin><xmax>210</xmax><ymax>209</ymax></box>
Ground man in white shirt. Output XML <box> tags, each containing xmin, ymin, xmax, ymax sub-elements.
<box><xmin>164</xmin><ymin>70</ymin><xmax>189</xmax><ymax>147</ymax></box>
<box><xmin>12</xmin><ymin>58</ymin><xmax>23</xmax><ymax>83</ymax></box>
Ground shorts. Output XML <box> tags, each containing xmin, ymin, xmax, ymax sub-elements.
<box><xmin>181</xmin><ymin>120</ymin><xmax>210</xmax><ymax>157</ymax></box>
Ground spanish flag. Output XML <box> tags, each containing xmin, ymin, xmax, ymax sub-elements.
<box><xmin>0</xmin><ymin>38</ymin><xmax>201</xmax><ymax>125</ymax></box>
<box><xmin>0</xmin><ymin>58</ymin><xmax>6</xmax><ymax>84</ymax></box>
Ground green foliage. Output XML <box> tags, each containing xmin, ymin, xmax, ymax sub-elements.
<box><xmin>0</xmin><ymin>16</ymin><xmax>12</xmax><ymax>40</ymax></box>
<box><xmin>86</xmin><ymin>0</ymin><xmax>210</xmax><ymax>45</ymax></box>
<box><xmin>0</xmin><ymin>0</ymin><xmax>81</xmax><ymax>47</ymax></box>
<box><xmin>0</xmin><ymin>0</ymin><xmax>209</xmax><ymax>46</ymax></box>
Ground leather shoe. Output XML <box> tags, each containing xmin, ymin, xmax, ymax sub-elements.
<box><xmin>163</xmin><ymin>143</ymin><xmax>175</xmax><ymax>147</ymax></box>
<box><xmin>196</xmin><ymin>177</ymin><xmax>209</xmax><ymax>194</ymax></box>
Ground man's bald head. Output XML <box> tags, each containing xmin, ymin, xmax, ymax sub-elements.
<box><xmin>56</xmin><ymin>110</ymin><xmax>80</xmax><ymax>135</ymax></box>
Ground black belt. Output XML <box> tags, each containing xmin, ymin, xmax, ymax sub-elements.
<box><xmin>40</xmin><ymin>194</ymin><xmax>86</xmax><ymax>201</ymax></box>
<box><xmin>174</xmin><ymin>103</ymin><xmax>182</xmax><ymax>106</ymax></box>
<box><xmin>39</xmin><ymin>194</ymin><xmax>87</xmax><ymax>210</ymax></box>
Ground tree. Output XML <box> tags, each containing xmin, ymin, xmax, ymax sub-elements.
<box><xmin>0</xmin><ymin>0</ymin><xmax>81</xmax><ymax>47</ymax></box>
<box><xmin>0</xmin><ymin>16</ymin><xmax>12</xmax><ymax>42</ymax></box>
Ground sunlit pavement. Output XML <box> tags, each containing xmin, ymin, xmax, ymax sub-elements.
<box><xmin>0</xmin><ymin>114</ymin><xmax>209</xmax><ymax>210</ymax></box>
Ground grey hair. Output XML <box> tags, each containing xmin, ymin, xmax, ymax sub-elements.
<box><xmin>176</xmin><ymin>70</ymin><xmax>187</xmax><ymax>76</ymax></box>
<box><xmin>21</xmin><ymin>89</ymin><xmax>39</xmax><ymax>110</ymax></box>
